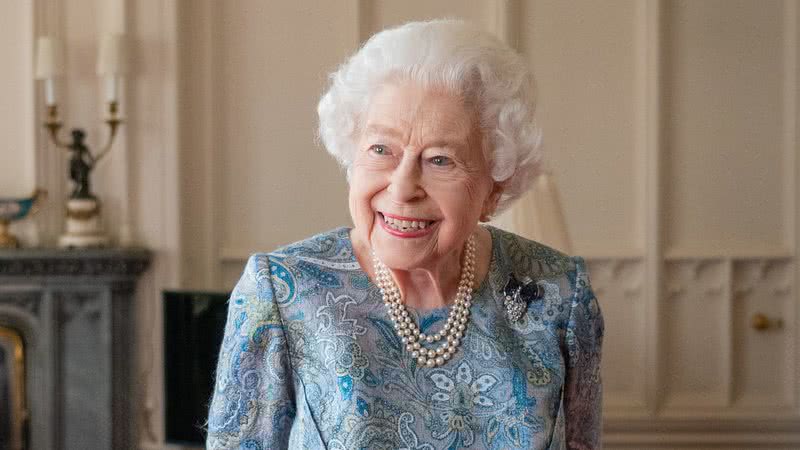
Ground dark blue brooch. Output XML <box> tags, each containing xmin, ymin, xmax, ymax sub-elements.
<box><xmin>502</xmin><ymin>273</ymin><xmax>543</xmax><ymax>323</ymax></box>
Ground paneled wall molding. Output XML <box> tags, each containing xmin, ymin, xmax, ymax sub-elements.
<box><xmin>179</xmin><ymin>0</ymin><xmax>222</xmax><ymax>289</ymax></box>
<box><xmin>639</xmin><ymin>0</ymin><xmax>663</xmax><ymax>415</ymax></box>
<box><xmin>204</xmin><ymin>0</ymin><xmax>221</xmax><ymax>290</ymax></box>
<box><xmin>787</xmin><ymin>0</ymin><xmax>800</xmax><ymax>416</ymax></box>
<box><xmin>133</xmin><ymin>0</ymin><xmax>184</xmax><ymax>445</ymax></box>
<box><xmin>586</xmin><ymin>257</ymin><xmax>647</xmax><ymax>411</ymax></box>
<box><xmin>490</xmin><ymin>0</ymin><xmax>539</xmax><ymax>240</ymax></box>
<box><xmin>490</xmin><ymin>0</ymin><xmax>520</xmax><ymax>49</ymax></box>
<box><xmin>585</xmin><ymin>257</ymin><xmax>644</xmax><ymax>299</ymax></box>
<box><xmin>732</xmin><ymin>258</ymin><xmax>795</xmax><ymax>408</ymax></box>
<box><xmin>605</xmin><ymin>416</ymin><xmax>800</xmax><ymax>433</ymax></box>
<box><xmin>96</xmin><ymin>0</ymin><xmax>132</xmax><ymax>248</ymax></box>
<box><xmin>176</xmin><ymin>1</ymin><xmax>800</xmax><ymax>449</ymax></box>
<box><xmin>664</xmin><ymin>248</ymin><xmax>794</xmax><ymax>259</ymax></box>
<box><xmin>605</xmin><ymin>418</ymin><xmax>800</xmax><ymax>450</ymax></box>
<box><xmin>784</xmin><ymin>0</ymin><xmax>798</xmax><ymax>252</ymax></box>
<box><xmin>583</xmin><ymin>3</ymin><xmax>799</xmax><ymax>444</ymax></box>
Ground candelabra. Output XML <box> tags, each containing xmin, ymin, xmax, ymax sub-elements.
<box><xmin>37</xmin><ymin>34</ymin><xmax>126</xmax><ymax>248</ymax></box>
<box><xmin>42</xmin><ymin>103</ymin><xmax>122</xmax><ymax>248</ymax></box>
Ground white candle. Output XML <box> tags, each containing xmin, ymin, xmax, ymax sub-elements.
<box><xmin>44</xmin><ymin>79</ymin><xmax>55</xmax><ymax>106</ymax></box>
<box><xmin>36</xmin><ymin>36</ymin><xmax>59</xmax><ymax>78</ymax></box>
<box><xmin>98</xmin><ymin>34</ymin><xmax>126</xmax><ymax>103</ymax></box>
<box><xmin>36</xmin><ymin>36</ymin><xmax>64</xmax><ymax>105</ymax></box>
<box><xmin>104</xmin><ymin>76</ymin><xmax>118</xmax><ymax>103</ymax></box>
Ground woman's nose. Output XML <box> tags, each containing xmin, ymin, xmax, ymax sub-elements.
<box><xmin>387</xmin><ymin>155</ymin><xmax>425</xmax><ymax>202</ymax></box>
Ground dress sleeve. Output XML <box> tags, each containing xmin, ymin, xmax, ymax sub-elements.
<box><xmin>206</xmin><ymin>254</ymin><xmax>296</xmax><ymax>449</ymax></box>
<box><xmin>563</xmin><ymin>256</ymin><xmax>604</xmax><ymax>449</ymax></box>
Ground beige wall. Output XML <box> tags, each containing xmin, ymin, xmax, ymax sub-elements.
<box><xmin>1</xmin><ymin>0</ymin><xmax>798</xmax><ymax>448</ymax></box>
<box><xmin>0</xmin><ymin>1</ymin><xmax>35</xmax><ymax>198</ymax></box>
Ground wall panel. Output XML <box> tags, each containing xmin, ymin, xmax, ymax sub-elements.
<box><xmin>732</xmin><ymin>259</ymin><xmax>794</xmax><ymax>407</ymax></box>
<box><xmin>587</xmin><ymin>258</ymin><xmax>647</xmax><ymax>408</ymax></box>
<box><xmin>215</xmin><ymin>1</ymin><xmax>356</xmax><ymax>277</ymax></box>
<box><xmin>0</xmin><ymin>0</ymin><xmax>36</xmax><ymax>197</ymax></box>
<box><xmin>662</xmin><ymin>0</ymin><xmax>788</xmax><ymax>255</ymax></box>
<box><xmin>517</xmin><ymin>0</ymin><xmax>649</xmax><ymax>417</ymax></box>
<box><xmin>663</xmin><ymin>259</ymin><xmax>728</xmax><ymax>408</ymax></box>
<box><xmin>519</xmin><ymin>0</ymin><xmax>641</xmax><ymax>257</ymax></box>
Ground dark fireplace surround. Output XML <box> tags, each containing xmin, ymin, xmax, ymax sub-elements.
<box><xmin>0</xmin><ymin>249</ymin><xmax>150</xmax><ymax>450</ymax></box>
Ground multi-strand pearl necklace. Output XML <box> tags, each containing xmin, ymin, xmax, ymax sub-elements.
<box><xmin>372</xmin><ymin>235</ymin><xmax>476</xmax><ymax>368</ymax></box>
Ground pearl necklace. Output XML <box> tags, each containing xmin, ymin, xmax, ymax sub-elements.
<box><xmin>372</xmin><ymin>235</ymin><xmax>476</xmax><ymax>368</ymax></box>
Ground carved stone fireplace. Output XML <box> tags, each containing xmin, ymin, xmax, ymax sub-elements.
<box><xmin>0</xmin><ymin>326</ymin><xmax>25</xmax><ymax>450</ymax></box>
<box><xmin>0</xmin><ymin>249</ymin><xmax>150</xmax><ymax>450</ymax></box>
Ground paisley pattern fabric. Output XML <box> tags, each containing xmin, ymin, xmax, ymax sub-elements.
<box><xmin>207</xmin><ymin>226</ymin><xmax>604</xmax><ymax>449</ymax></box>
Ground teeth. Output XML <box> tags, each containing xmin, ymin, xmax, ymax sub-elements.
<box><xmin>382</xmin><ymin>215</ymin><xmax>432</xmax><ymax>231</ymax></box>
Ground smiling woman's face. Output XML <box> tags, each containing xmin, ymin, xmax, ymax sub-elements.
<box><xmin>349</xmin><ymin>79</ymin><xmax>497</xmax><ymax>271</ymax></box>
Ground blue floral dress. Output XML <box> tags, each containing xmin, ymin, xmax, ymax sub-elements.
<box><xmin>207</xmin><ymin>226</ymin><xmax>603</xmax><ymax>449</ymax></box>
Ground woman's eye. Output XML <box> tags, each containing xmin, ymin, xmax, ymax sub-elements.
<box><xmin>430</xmin><ymin>155</ymin><xmax>452</xmax><ymax>166</ymax></box>
<box><xmin>369</xmin><ymin>144</ymin><xmax>390</xmax><ymax>155</ymax></box>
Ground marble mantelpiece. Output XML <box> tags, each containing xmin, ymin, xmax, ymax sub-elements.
<box><xmin>0</xmin><ymin>248</ymin><xmax>151</xmax><ymax>450</ymax></box>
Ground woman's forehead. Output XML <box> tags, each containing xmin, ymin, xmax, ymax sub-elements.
<box><xmin>364</xmin><ymin>81</ymin><xmax>477</xmax><ymax>140</ymax></box>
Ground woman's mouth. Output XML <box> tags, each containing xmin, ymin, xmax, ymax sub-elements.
<box><xmin>378</xmin><ymin>212</ymin><xmax>437</xmax><ymax>237</ymax></box>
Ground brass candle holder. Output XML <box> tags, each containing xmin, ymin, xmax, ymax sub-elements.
<box><xmin>45</xmin><ymin>102</ymin><xmax>122</xmax><ymax>154</ymax></box>
<box><xmin>44</xmin><ymin>101</ymin><xmax>123</xmax><ymax>248</ymax></box>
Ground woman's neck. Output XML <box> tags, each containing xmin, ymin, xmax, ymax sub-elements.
<box><xmin>352</xmin><ymin>226</ymin><xmax>493</xmax><ymax>311</ymax></box>
<box><xmin>390</xmin><ymin>256</ymin><xmax>462</xmax><ymax>310</ymax></box>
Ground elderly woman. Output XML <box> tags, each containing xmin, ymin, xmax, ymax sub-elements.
<box><xmin>207</xmin><ymin>19</ymin><xmax>603</xmax><ymax>450</ymax></box>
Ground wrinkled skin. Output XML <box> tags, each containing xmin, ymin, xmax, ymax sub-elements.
<box><xmin>349</xmin><ymin>79</ymin><xmax>501</xmax><ymax>309</ymax></box>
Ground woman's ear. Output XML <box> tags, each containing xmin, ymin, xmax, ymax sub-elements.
<box><xmin>480</xmin><ymin>182</ymin><xmax>504</xmax><ymax>222</ymax></box>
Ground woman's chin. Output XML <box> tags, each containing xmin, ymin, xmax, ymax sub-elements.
<box><xmin>370</xmin><ymin>229</ymin><xmax>435</xmax><ymax>269</ymax></box>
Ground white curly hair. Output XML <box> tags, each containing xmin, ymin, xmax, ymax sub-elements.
<box><xmin>317</xmin><ymin>19</ymin><xmax>543</xmax><ymax>214</ymax></box>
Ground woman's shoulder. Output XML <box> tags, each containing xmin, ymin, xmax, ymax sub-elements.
<box><xmin>243</xmin><ymin>227</ymin><xmax>356</xmax><ymax>267</ymax></box>
<box><xmin>485</xmin><ymin>227</ymin><xmax>598</xmax><ymax>333</ymax></box>
<box><xmin>487</xmin><ymin>225</ymin><xmax>583</xmax><ymax>282</ymax></box>
<box><xmin>268</xmin><ymin>227</ymin><xmax>355</xmax><ymax>262</ymax></box>
<box><xmin>240</xmin><ymin>227</ymin><xmax>362</xmax><ymax>307</ymax></box>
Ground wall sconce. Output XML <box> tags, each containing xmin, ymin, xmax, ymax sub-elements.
<box><xmin>35</xmin><ymin>34</ymin><xmax>127</xmax><ymax>249</ymax></box>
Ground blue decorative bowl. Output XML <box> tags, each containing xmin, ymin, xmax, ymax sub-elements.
<box><xmin>0</xmin><ymin>189</ymin><xmax>47</xmax><ymax>248</ymax></box>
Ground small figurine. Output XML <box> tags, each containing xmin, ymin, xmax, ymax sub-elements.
<box><xmin>67</xmin><ymin>129</ymin><xmax>96</xmax><ymax>200</ymax></box>
<box><xmin>57</xmin><ymin>128</ymin><xmax>112</xmax><ymax>248</ymax></box>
